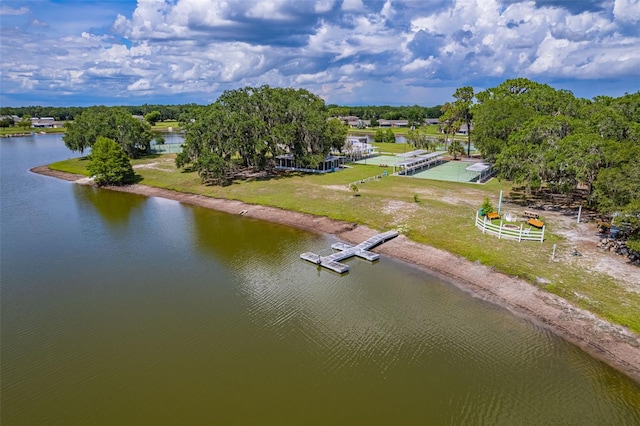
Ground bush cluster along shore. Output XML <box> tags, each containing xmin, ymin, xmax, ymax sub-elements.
<box><xmin>36</xmin><ymin>156</ymin><xmax>640</xmax><ymax>383</ymax></box>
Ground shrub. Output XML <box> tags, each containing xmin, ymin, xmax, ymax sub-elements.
<box><xmin>627</xmin><ymin>237</ymin><xmax>640</xmax><ymax>254</ymax></box>
<box><xmin>87</xmin><ymin>136</ymin><xmax>135</xmax><ymax>186</ymax></box>
<box><xmin>480</xmin><ymin>197</ymin><xmax>494</xmax><ymax>215</ymax></box>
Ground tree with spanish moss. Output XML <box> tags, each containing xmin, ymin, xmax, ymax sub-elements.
<box><xmin>64</xmin><ymin>106</ymin><xmax>154</xmax><ymax>157</ymax></box>
<box><xmin>177</xmin><ymin>86</ymin><xmax>347</xmax><ymax>183</ymax></box>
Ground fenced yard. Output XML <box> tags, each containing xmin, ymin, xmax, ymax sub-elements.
<box><xmin>475</xmin><ymin>212</ymin><xmax>545</xmax><ymax>242</ymax></box>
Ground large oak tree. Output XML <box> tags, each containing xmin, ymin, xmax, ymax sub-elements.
<box><xmin>177</xmin><ymin>86</ymin><xmax>347</xmax><ymax>181</ymax></box>
<box><xmin>64</xmin><ymin>106</ymin><xmax>153</xmax><ymax>157</ymax></box>
<box><xmin>469</xmin><ymin>79</ymin><xmax>639</xmax><ymax>241</ymax></box>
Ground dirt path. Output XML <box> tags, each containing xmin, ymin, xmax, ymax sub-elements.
<box><xmin>547</xmin><ymin>210</ymin><xmax>639</xmax><ymax>291</ymax></box>
<box><xmin>32</xmin><ymin>165</ymin><xmax>640</xmax><ymax>383</ymax></box>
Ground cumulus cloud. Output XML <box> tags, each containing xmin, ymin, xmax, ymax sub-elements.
<box><xmin>28</xmin><ymin>18</ymin><xmax>49</xmax><ymax>28</ymax></box>
<box><xmin>342</xmin><ymin>0</ymin><xmax>365</xmax><ymax>12</ymax></box>
<box><xmin>613</xmin><ymin>0</ymin><xmax>640</xmax><ymax>24</ymax></box>
<box><xmin>0</xmin><ymin>5</ymin><xmax>29</xmax><ymax>15</ymax></box>
<box><xmin>1</xmin><ymin>0</ymin><xmax>638</xmax><ymax>106</ymax></box>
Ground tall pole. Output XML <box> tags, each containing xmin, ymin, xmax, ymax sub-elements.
<box><xmin>577</xmin><ymin>205</ymin><xmax>582</xmax><ymax>224</ymax></box>
<box><xmin>498</xmin><ymin>190</ymin><xmax>503</xmax><ymax>214</ymax></box>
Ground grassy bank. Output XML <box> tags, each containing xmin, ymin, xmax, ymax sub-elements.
<box><xmin>50</xmin><ymin>155</ymin><xmax>640</xmax><ymax>332</ymax></box>
<box><xmin>1</xmin><ymin>121</ymin><xmax>180</xmax><ymax>137</ymax></box>
<box><xmin>0</xmin><ymin>127</ymin><xmax>65</xmax><ymax>136</ymax></box>
<box><xmin>151</xmin><ymin>120</ymin><xmax>180</xmax><ymax>131</ymax></box>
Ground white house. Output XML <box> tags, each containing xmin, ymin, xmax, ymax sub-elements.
<box><xmin>31</xmin><ymin>117</ymin><xmax>64</xmax><ymax>128</ymax></box>
<box><xmin>343</xmin><ymin>137</ymin><xmax>376</xmax><ymax>159</ymax></box>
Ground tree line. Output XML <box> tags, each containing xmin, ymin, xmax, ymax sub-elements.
<box><xmin>0</xmin><ymin>104</ymin><xmax>199</xmax><ymax>123</ymax></box>
<box><xmin>2</xmin><ymin>103</ymin><xmax>443</xmax><ymax>126</ymax></box>
<box><xmin>326</xmin><ymin>104</ymin><xmax>442</xmax><ymax>124</ymax></box>
<box><xmin>470</xmin><ymin>78</ymin><xmax>639</xmax><ymax>249</ymax></box>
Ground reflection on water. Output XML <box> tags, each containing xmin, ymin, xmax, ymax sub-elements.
<box><xmin>190</xmin><ymin>206</ymin><xmax>308</xmax><ymax>265</ymax></box>
<box><xmin>2</xmin><ymin>134</ymin><xmax>640</xmax><ymax>425</ymax></box>
<box><xmin>73</xmin><ymin>185</ymin><xmax>146</xmax><ymax>228</ymax></box>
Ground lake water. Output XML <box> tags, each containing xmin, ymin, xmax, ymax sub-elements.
<box><xmin>2</xmin><ymin>134</ymin><xmax>639</xmax><ymax>425</ymax></box>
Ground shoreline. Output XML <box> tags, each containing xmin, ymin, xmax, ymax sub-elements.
<box><xmin>32</xmin><ymin>165</ymin><xmax>640</xmax><ymax>383</ymax></box>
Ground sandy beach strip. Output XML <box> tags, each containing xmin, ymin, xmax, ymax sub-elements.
<box><xmin>32</xmin><ymin>165</ymin><xmax>640</xmax><ymax>383</ymax></box>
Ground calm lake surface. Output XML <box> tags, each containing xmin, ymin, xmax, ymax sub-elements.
<box><xmin>2</xmin><ymin>134</ymin><xmax>640</xmax><ymax>425</ymax></box>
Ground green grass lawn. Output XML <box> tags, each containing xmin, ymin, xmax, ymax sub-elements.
<box><xmin>0</xmin><ymin>127</ymin><xmax>65</xmax><ymax>136</ymax></box>
<box><xmin>0</xmin><ymin>128</ymin><xmax>31</xmax><ymax>136</ymax></box>
<box><xmin>151</xmin><ymin>120</ymin><xmax>180</xmax><ymax>131</ymax></box>
<box><xmin>50</xmin><ymin>155</ymin><xmax>640</xmax><ymax>333</ymax></box>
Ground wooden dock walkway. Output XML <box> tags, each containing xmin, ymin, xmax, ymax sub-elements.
<box><xmin>300</xmin><ymin>230</ymin><xmax>399</xmax><ymax>273</ymax></box>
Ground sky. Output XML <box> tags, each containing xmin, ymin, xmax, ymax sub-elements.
<box><xmin>1</xmin><ymin>0</ymin><xmax>639</xmax><ymax>107</ymax></box>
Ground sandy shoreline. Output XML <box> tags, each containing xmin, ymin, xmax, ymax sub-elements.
<box><xmin>32</xmin><ymin>165</ymin><xmax>640</xmax><ymax>383</ymax></box>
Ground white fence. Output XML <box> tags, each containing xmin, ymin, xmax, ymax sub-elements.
<box><xmin>347</xmin><ymin>171</ymin><xmax>388</xmax><ymax>187</ymax></box>
<box><xmin>475</xmin><ymin>212</ymin><xmax>545</xmax><ymax>242</ymax></box>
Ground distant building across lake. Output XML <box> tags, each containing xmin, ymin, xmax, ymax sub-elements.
<box><xmin>31</xmin><ymin>117</ymin><xmax>64</xmax><ymax>128</ymax></box>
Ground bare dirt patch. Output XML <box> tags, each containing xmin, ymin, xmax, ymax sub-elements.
<box><xmin>382</xmin><ymin>199</ymin><xmax>417</xmax><ymax>215</ymax></box>
<box><xmin>133</xmin><ymin>162</ymin><xmax>170</xmax><ymax>172</ymax></box>
<box><xmin>132</xmin><ymin>157</ymin><xmax>177</xmax><ymax>172</ymax></box>
<box><xmin>381</xmin><ymin>200</ymin><xmax>420</xmax><ymax>227</ymax></box>
<box><xmin>521</xmin><ymin>207</ymin><xmax>639</xmax><ymax>292</ymax></box>
<box><xmin>323</xmin><ymin>184</ymin><xmax>350</xmax><ymax>192</ymax></box>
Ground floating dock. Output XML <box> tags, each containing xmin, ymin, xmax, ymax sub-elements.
<box><xmin>300</xmin><ymin>230</ymin><xmax>399</xmax><ymax>273</ymax></box>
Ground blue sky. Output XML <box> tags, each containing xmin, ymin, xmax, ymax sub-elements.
<box><xmin>1</xmin><ymin>0</ymin><xmax>639</xmax><ymax>107</ymax></box>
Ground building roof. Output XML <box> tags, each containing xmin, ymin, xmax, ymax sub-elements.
<box><xmin>465</xmin><ymin>163</ymin><xmax>491</xmax><ymax>172</ymax></box>
<box><xmin>378</xmin><ymin>119</ymin><xmax>409</xmax><ymax>125</ymax></box>
<box><xmin>395</xmin><ymin>151</ymin><xmax>446</xmax><ymax>167</ymax></box>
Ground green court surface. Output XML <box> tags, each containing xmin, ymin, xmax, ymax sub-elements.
<box><xmin>150</xmin><ymin>143</ymin><xmax>183</xmax><ymax>154</ymax></box>
<box><xmin>353</xmin><ymin>155</ymin><xmax>400</xmax><ymax>166</ymax></box>
<box><xmin>408</xmin><ymin>160</ymin><xmax>480</xmax><ymax>183</ymax></box>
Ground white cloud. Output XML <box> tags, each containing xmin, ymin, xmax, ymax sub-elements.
<box><xmin>315</xmin><ymin>0</ymin><xmax>336</xmax><ymax>13</ymax></box>
<box><xmin>0</xmin><ymin>5</ymin><xmax>29</xmax><ymax>16</ymax></box>
<box><xmin>128</xmin><ymin>78</ymin><xmax>152</xmax><ymax>91</ymax></box>
<box><xmin>308</xmin><ymin>14</ymin><xmax>404</xmax><ymax>61</ymax></box>
<box><xmin>529</xmin><ymin>35</ymin><xmax>575</xmax><ymax>73</ymax></box>
<box><xmin>380</xmin><ymin>0</ymin><xmax>394</xmax><ymax>20</ymax></box>
<box><xmin>245</xmin><ymin>0</ymin><xmax>296</xmax><ymax>20</ymax></box>
<box><xmin>402</xmin><ymin>57</ymin><xmax>437</xmax><ymax>73</ymax></box>
<box><xmin>1</xmin><ymin>0</ymin><xmax>639</xmax><ymax>106</ymax></box>
<box><xmin>406</xmin><ymin>0</ymin><xmax>640</xmax><ymax>85</ymax></box>
<box><xmin>28</xmin><ymin>18</ymin><xmax>48</xmax><ymax>28</ymax></box>
<box><xmin>341</xmin><ymin>0</ymin><xmax>364</xmax><ymax>12</ymax></box>
<box><xmin>613</xmin><ymin>0</ymin><xmax>640</xmax><ymax>23</ymax></box>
